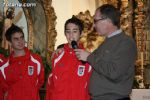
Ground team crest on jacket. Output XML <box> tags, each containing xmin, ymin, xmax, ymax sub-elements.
<box><xmin>77</xmin><ymin>65</ymin><xmax>85</xmax><ymax>76</ymax></box>
<box><xmin>28</xmin><ymin>66</ymin><xmax>34</xmax><ymax>76</ymax></box>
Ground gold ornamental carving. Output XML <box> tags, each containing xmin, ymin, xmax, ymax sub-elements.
<box><xmin>23</xmin><ymin>8</ymin><xmax>34</xmax><ymax>49</ymax></box>
<box><xmin>20</xmin><ymin>0</ymin><xmax>57</xmax><ymax>58</ymax></box>
<box><xmin>76</xmin><ymin>10</ymin><xmax>104</xmax><ymax>52</ymax></box>
<box><xmin>43</xmin><ymin>0</ymin><xmax>57</xmax><ymax>59</ymax></box>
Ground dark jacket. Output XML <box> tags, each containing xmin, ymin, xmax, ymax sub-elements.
<box><xmin>87</xmin><ymin>32</ymin><xmax>137</xmax><ymax>100</ymax></box>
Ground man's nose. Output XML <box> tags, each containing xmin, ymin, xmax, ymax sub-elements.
<box><xmin>18</xmin><ymin>38</ymin><xmax>24</xmax><ymax>42</ymax></box>
<box><xmin>69</xmin><ymin>32</ymin><xmax>74</xmax><ymax>38</ymax></box>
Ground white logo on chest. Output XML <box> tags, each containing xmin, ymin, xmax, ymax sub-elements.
<box><xmin>28</xmin><ymin>66</ymin><xmax>34</xmax><ymax>76</ymax></box>
<box><xmin>77</xmin><ymin>65</ymin><xmax>85</xmax><ymax>76</ymax></box>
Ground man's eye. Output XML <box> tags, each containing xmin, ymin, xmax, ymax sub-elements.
<box><xmin>21</xmin><ymin>37</ymin><xmax>24</xmax><ymax>40</ymax></box>
<box><xmin>66</xmin><ymin>31</ymin><xmax>71</xmax><ymax>33</ymax></box>
<box><xmin>73</xmin><ymin>31</ymin><xmax>77</xmax><ymax>32</ymax></box>
<box><xmin>73</xmin><ymin>30</ymin><xmax>78</xmax><ymax>33</ymax></box>
<box><xmin>14</xmin><ymin>38</ymin><xmax>18</xmax><ymax>41</ymax></box>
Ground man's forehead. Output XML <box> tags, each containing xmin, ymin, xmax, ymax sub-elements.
<box><xmin>12</xmin><ymin>32</ymin><xmax>23</xmax><ymax>37</ymax></box>
<box><xmin>12</xmin><ymin>32</ymin><xmax>23</xmax><ymax>35</ymax></box>
<box><xmin>66</xmin><ymin>26</ymin><xmax>79</xmax><ymax>30</ymax></box>
<box><xmin>66</xmin><ymin>28</ymin><xmax>79</xmax><ymax>30</ymax></box>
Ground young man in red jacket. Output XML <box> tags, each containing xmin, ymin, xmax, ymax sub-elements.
<box><xmin>46</xmin><ymin>16</ymin><xmax>92</xmax><ymax>100</ymax></box>
<box><xmin>0</xmin><ymin>24</ymin><xmax>45</xmax><ymax>100</ymax></box>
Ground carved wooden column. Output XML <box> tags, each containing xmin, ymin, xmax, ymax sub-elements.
<box><xmin>120</xmin><ymin>0</ymin><xmax>134</xmax><ymax>37</ymax></box>
<box><xmin>42</xmin><ymin>0</ymin><xmax>57</xmax><ymax>60</ymax></box>
<box><xmin>24</xmin><ymin>9</ymin><xmax>34</xmax><ymax>49</ymax></box>
<box><xmin>134</xmin><ymin>0</ymin><xmax>145</xmax><ymax>88</ymax></box>
<box><xmin>20</xmin><ymin>0</ymin><xmax>34</xmax><ymax>49</ymax></box>
<box><xmin>143</xmin><ymin>0</ymin><xmax>150</xmax><ymax>65</ymax></box>
<box><xmin>143</xmin><ymin>0</ymin><xmax>150</xmax><ymax>88</ymax></box>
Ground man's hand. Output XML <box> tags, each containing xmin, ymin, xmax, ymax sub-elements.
<box><xmin>74</xmin><ymin>49</ymin><xmax>90</xmax><ymax>61</ymax></box>
<box><xmin>51</xmin><ymin>48</ymin><xmax>64</xmax><ymax>59</ymax></box>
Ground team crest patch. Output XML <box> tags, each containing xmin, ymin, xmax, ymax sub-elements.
<box><xmin>77</xmin><ymin>65</ymin><xmax>85</xmax><ymax>76</ymax></box>
<box><xmin>28</xmin><ymin>66</ymin><xmax>34</xmax><ymax>76</ymax></box>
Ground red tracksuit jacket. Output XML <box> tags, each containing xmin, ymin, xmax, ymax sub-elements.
<box><xmin>0</xmin><ymin>48</ymin><xmax>44</xmax><ymax>100</ymax></box>
<box><xmin>46</xmin><ymin>44</ymin><xmax>92</xmax><ymax>100</ymax></box>
<box><xmin>0</xmin><ymin>54</ymin><xmax>7</xmax><ymax>100</ymax></box>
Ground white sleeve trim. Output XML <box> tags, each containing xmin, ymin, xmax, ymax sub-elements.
<box><xmin>0</xmin><ymin>60</ymin><xmax>9</xmax><ymax>79</ymax></box>
<box><xmin>31</xmin><ymin>55</ymin><xmax>41</xmax><ymax>75</ymax></box>
<box><xmin>54</xmin><ymin>51</ymin><xmax>65</xmax><ymax>68</ymax></box>
<box><xmin>0</xmin><ymin>58</ymin><xmax>3</xmax><ymax>62</ymax></box>
<box><xmin>48</xmin><ymin>73</ymin><xmax>53</xmax><ymax>85</ymax></box>
<box><xmin>88</xmin><ymin>65</ymin><xmax>92</xmax><ymax>72</ymax></box>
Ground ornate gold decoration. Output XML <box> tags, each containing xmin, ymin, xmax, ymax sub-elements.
<box><xmin>20</xmin><ymin>0</ymin><xmax>57</xmax><ymax>59</ymax></box>
<box><xmin>76</xmin><ymin>10</ymin><xmax>104</xmax><ymax>52</ymax></box>
<box><xmin>120</xmin><ymin>0</ymin><xmax>134</xmax><ymax>37</ymax></box>
<box><xmin>95</xmin><ymin>0</ymin><xmax>118</xmax><ymax>8</ymax></box>
<box><xmin>143</xmin><ymin>0</ymin><xmax>150</xmax><ymax>65</ymax></box>
<box><xmin>106</xmin><ymin>0</ymin><xmax>118</xmax><ymax>7</ymax></box>
<box><xmin>42</xmin><ymin>0</ymin><xmax>57</xmax><ymax>60</ymax></box>
<box><xmin>1</xmin><ymin>7</ymin><xmax>14</xmax><ymax>50</ymax></box>
<box><xmin>24</xmin><ymin>8</ymin><xmax>34</xmax><ymax>49</ymax></box>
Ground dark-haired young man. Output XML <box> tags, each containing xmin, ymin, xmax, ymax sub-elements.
<box><xmin>46</xmin><ymin>16</ymin><xmax>91</xmax><ymax>100</ymax></box>
<box><xmin>0</xmin><ymin>24</ymin><xmax>44</xmax><ymax>100</ymax></box>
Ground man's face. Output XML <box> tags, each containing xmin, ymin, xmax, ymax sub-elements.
<box><xmin>94</xmin><ymin>10</ymin><xmax>108</xmax><ymax>36</ymax></box>
<box><xmin>10</xmin><ymin>32</ymin><xmax>25</xmax><ymax>51</ymax></box>
<box><xmin>65</xmin><ymin>23</ymin><xmax>81</xmax><ymax>46</ymax></box>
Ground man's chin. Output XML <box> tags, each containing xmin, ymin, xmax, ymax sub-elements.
<box><xmin>15</xmin><ymin>47</ymin><xmax>24</xmax><ymax>50</ymax></box>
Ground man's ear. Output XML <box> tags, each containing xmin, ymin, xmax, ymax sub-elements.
<box><xmin>80</xmin><ymin>32</ymin><xmax>84</xmax><ymax>37</ymax></box>
<box><xmin>107</xmin><ymin>18</ymin><xmax>113</xmax><ymax>25</ymax></box>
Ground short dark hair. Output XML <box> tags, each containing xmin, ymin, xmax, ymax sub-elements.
<box><xmin>57</xmin><ymin>43</ymin><xmax>65</xmax><ymax>49</ymax></box>
<box><xmin>64</xmin><ymin>16</ymin><xmax>84</xmax><ymax>34</ymax></box>
<box><xmin>97</xmin><ymin>4</ymin><xmax>121</xmax><ymax>28</ymax></box>
<box><xmin>5</xmin><ymin>24</ymin><xmax>24</xmax><ymax>42</ymax></box>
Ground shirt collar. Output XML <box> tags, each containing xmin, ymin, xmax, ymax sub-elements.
<box><xmin>107</xmin><ymin>29</ymin><xmax>122</xmax><ymax>38</ymax></box>
<box><xmin>9</xmin><ymin>47</ymin><xmax>30</xmax><ymax>63</ymax></box>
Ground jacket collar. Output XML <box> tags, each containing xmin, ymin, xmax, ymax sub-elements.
<box><xmin>9</xmin><ymin>47</ymin><xmax>30</xmax><ymax>63</ymax></box>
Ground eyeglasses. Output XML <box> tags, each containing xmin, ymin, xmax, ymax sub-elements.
<box><xmin>94</xmin><ymin>18</ymin><xmax>106</xmax><ymax>23</ymax></box>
